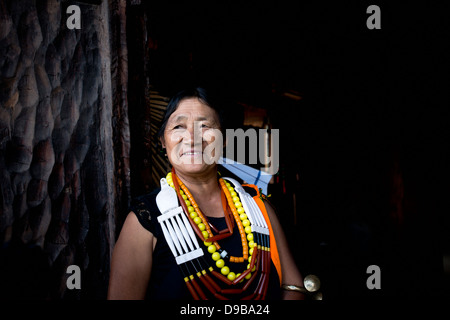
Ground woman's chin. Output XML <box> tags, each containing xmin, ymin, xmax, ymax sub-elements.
<box><xmin>173</xmin><ymin>162</ymin><xmax>217</xmax><ymax>176</ymax></box>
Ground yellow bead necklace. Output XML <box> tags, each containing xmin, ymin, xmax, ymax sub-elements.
<box><xmin>166</xmin><ymin>170</ymin><xmax>257</xmax><ymax>282</ymax></box>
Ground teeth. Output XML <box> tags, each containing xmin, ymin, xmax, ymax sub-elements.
<box><xmin>182</xmin><ymin>152</ymin><xmax>202</xmax><ymax>156</ymax></box>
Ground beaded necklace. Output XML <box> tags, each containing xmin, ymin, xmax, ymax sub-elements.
<box><xmin>162</xmin><ymin>168</ymin><xmax>271</xmax><ymax>299</ymax></box>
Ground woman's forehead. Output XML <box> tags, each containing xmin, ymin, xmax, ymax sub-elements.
<box><xmin>169</xmin><ymin>98</ymin><xmax>219</xmax><ymax>121</ymax></box>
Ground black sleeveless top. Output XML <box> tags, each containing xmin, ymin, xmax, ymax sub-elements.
<box><xmin>129</xmin><ymin>187</ymin><xmax>282</xmax><ymax>300</ymax></box>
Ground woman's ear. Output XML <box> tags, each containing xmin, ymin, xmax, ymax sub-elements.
<box><xmin>160</xmin><ymin>137</ymin><xmax>166</xmax><ymax>148</ymax></box>
<box><xmin>223</xmin><ymin>134</ymin><xmax>228</xmax><ymax>148</ymax></box>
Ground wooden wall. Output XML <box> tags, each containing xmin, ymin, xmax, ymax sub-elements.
<box><xmin>0</xmin><ymin>0</ymin><xmax>130</xmax><ymax>299</ymax></box>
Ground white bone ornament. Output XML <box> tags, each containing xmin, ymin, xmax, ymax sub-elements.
<box><xmin>223</xmin><ymin>177</ymin><xmax>269</xmax><ymax>235</ymax></box>
<box><xmin>156</xmin><ymin>178</ymin><xmax>203</xmax><ymax>265</ymax></box>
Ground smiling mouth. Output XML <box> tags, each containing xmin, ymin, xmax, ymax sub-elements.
<box><xmin>180</xmin><ymin>151</ymin><xmax>203</xmax><ymax>157</ymax></box>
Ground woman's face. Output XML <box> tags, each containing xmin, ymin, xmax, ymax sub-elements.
<box><xmin>161</xmin><ymin>98</ymin><xmax>223</xmax><ymax>176</ymax></box>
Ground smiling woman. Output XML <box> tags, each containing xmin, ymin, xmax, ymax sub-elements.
<box><xmin>107</xmin><ymin>87</ymin><xmax>305</xmax><ymax>300</ymax></box>
<box><xmin>162</xmin><ymin>98</ymin><xmax>223</xmax><ymax>170</ymax></box>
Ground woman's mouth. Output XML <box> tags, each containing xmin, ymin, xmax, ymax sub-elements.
<box><xmin>180</xmin><ymin>151</ymin><xmax>203</xmax><ymax>157</ymax></box>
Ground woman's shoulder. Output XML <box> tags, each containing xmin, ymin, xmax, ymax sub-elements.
<box><xmin>241</xmin><ymin>183</ymin><xmax>276</xmax><ymax>215</ymax></box>
<box><xmin>130</xmin><ymin>188</ymin><xmax>161</xmax><ymax>208</ymax></box>
<box><xmin>241</xmin><ymin>184</ymin><xmax>270</xmax><ymax>202</ymax></box>
<box><xmin>129</xmin><ymin>188</ymin><xmax>162</xmax><ymax>235</ymax></box>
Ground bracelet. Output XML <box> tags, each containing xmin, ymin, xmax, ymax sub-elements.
<box><xmin>281</xmin><ymin>284</ymin><xmax>308</xmax><ymax>294</ymax></box>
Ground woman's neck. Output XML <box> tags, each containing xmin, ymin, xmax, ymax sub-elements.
<box><xmin>174</xmin><ymin>167</ymin><xmax>224</xmax><ymax>217</ymax></box>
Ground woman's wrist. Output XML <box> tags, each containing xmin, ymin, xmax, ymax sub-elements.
<box><xmin>281</xmin><ymin>284</ymin><xmax>308</xmax><ymax>294</ymax></box>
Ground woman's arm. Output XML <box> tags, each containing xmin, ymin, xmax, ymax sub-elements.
<box><xmin>107</xmin><ymin>212</ymin><xmax>154</xmax><ymax>300</ymax></box>
<box><xmin>264</xmin><ymin>201</ymin><xmax>306</xmax><ymax>300</ymax></box>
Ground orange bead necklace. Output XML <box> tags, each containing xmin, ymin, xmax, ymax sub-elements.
<box><xmin>168</xmin><ymin>168</ymin><xmax>258</xmax><ymax>281</ymax></box>
<box><xmin>162</xmin><ymin>168</ymin><xmax>271</xmax><ymax>299</ymax></box>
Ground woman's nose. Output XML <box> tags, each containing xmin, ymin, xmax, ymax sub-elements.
<box><xmin>183</xmin><ymin>123</ymin><xmax>202</xmax><ymax>145</ymax></box>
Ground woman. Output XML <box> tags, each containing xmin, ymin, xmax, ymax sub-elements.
<box><xmin>107</xmin><ymin>87</ymin><xmax>305</xmax><ymax>300</ymax></box>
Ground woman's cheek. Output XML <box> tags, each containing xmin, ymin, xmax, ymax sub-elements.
<box><xmin>165</xmin><ymin>130</ymin><xmax>185</xmax><ymax>165</ymax></box>
<box><xmin>203</xmin><ymin>129</ymin><xmax>223</xmax><ymax>164</ymax></box>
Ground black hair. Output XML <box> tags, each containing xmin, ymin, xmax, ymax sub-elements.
<box><xmin>157</xmin><ymin>87</ymin><xmax>225</xmax><ymax>141</ymax></box>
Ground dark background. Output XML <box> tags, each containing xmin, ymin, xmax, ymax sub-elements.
<box><xmin>0</xmin><ymin>0</ymin><xmax>448</xmax><ymax>301</ymax></box>
<box><xmin>126</xmin><ymin>1</ymin><xmax>449</xmax><ymax>299</ymax></box>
